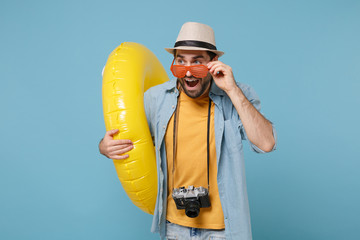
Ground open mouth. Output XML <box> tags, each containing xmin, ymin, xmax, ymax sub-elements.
<box><xmin>185</xmin><ymin>79</ymin><xmax>199</xmax><ymax>88</ymax></box>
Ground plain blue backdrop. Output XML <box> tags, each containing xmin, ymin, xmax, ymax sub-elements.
<box><xmin>1</xmin><ymin>0</ymin><xmax>359</xmax><ymax>239</ymax></box>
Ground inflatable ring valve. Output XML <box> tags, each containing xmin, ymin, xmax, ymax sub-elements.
<box><xmin>102</xmin><ymin>42</ymin><xmax>169</xmax><ymax>214</ymax></box>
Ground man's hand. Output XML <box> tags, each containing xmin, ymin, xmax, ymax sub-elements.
<box><xmin>99</xmin><ymin>129</ymin><xmax>134</xmax><ymax>160</ymax></box>
<box><xmin>207</xmin><ymin>60</ymin><xmax>237</xmax><ymax>94</ymax></box>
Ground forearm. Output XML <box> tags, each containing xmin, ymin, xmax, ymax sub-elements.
<box><xmin>226</xmin><ymin>86</ymin><xmax>275</xmax><ymax>152</ymax></box>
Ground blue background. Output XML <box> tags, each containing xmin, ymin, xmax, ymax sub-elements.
<box><xmin>1</xmin><ymin>0</ymin><xmax>359</xmax><ymax>239</ymax></box>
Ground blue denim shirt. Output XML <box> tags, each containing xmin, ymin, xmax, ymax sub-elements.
<box><xmin>144</xmin><ymin>79</ymin><xmax>277</xmax><ymax>240</ymax></box>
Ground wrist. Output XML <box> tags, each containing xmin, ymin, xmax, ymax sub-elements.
<box><xmin>98</xmin><ymin>138</ymin><xmax>104</xmax><ymax>155</ymax></box>
<box><xmin>226</xmin><ymin>84</ymin><xmax>240</xmax><ymax>97</ymax></box>
<box><xmin>226</xmin><ymin>85</ymin><xmax>248</xmax><ymax>105</ymax></box>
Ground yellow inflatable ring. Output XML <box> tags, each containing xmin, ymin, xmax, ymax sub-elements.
<box><xmin>102</xmin><ymin>42</ymin><xmax>169</xmax><ymax>214</ymax></box>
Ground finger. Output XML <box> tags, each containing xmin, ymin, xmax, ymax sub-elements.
<box><xmin>111</xmin><ymin>145</ymin><xmax>134</xmax><ymax>155</ymax></box>
<box><xmin>110</xmin><ymin>139</ymin><xmax>133</xmax><ymax>146</ymax></box>
<box><xmin>210</xmin><ymin>65</ymin><xmax>225</xmax><ymax>76</ymax></box>
<box><xmin>209</xmin><ymin>64</ymin><xmax>225</xmax><ymax>75</ymax></box>
<box><xmin>106</xmin><ymin>129</ymin><xmax>119</xmax><ymax>138</ymax></box>
<box><xmin>107</xmin><ymin>141</ymin><xmax>134</xmax><ymax>149</ymax></box>
<box><xmin>107</xmin><ymin>144</ymin><xmax>132</xmax><ymax>153</ymax></box>
<box><xmin>110</xmin><ymin>154</ymin><xmax>130</xmax><ymax>160</ymax></box>
<box><xmin>207</xmin><ymin>61</ymin><xmax>223</xmax><ymax>69</ymax></box>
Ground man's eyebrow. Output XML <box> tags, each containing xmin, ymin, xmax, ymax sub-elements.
<box><xmin>193</xmin><ymin>55</ymin><xmax>205</xmax><ymax>59</ymax></box>
<box><xmin>176</xmin><ymin>54</ymin><xmax>205</xmax><ymax>59</ymax></box>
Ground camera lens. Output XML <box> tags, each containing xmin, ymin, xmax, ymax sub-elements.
<box><xmin>185</xmin><ymin>201</ymin><xmax>200</xmax><ymax>218</ymax></box>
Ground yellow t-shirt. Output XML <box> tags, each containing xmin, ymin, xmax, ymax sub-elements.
<box><xmin>165</xmin><ymin>90</ymin><xmax>225</xmax><ymax>229</ymax></box>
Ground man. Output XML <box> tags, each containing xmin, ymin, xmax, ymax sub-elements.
<box><xmin>99</xmin><ymin>22</ymin><xmax>276</xmax><ymax>240</ymax></box>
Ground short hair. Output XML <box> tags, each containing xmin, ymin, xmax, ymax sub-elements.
<box><xmin>207</xmin><ymin>51</ymin><xmax>217</xmax><ymax>61</ymax></box>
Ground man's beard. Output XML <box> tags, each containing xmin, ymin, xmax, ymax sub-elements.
<box><xmin>178</xmin><ymin>75</ymin><xmax>212</xmax><ymax>99</ymax></box>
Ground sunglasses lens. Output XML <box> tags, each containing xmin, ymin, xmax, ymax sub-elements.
<box><xmin>190</xmin><ymin>65</ymin><xmax>208</xmax><ymax>78</ymax></box>
<box><xmin>171</xmin><ymin>65</ymin><xmax>186</xmax><ymax>78</ymax></box>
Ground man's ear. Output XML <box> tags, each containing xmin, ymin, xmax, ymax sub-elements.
<box><xmin>212</xmin><ymin>55</ymin><xmax>219</xmax><ymax>61</ymax></box>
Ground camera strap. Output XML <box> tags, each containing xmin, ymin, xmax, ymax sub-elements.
<box><xmin>172</xmin><ymin>94</ymin><xmax>211</xmax><ymax>192</ymax></box>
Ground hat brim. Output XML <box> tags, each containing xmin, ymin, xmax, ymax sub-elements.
<box><xmin>165</xmin><ymin>46</ymin><xmax>224</xmax><ymax>57</ymax></box>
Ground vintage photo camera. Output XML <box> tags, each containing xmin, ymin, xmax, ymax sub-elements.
<box><xmin>172</xmin><ymin>186</ymin><xmax>211</xmax><ymax>218</ymax></box>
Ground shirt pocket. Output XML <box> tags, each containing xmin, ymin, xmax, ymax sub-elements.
<box><xmin>224</xmin><ymin>119</ymin><xmax>243</xmax><ymax>154</ymax></box>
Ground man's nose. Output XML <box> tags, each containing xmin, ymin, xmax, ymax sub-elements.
<box><xmin>185</xmin><ymin>69</ymin><xmax>192</xmax><ymax>77</ymax></box>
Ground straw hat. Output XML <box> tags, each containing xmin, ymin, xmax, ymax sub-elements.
<box><xmin>165</xmin><ymin>22</ymin><xmax>224</xmax><ymax>57</ymax></box>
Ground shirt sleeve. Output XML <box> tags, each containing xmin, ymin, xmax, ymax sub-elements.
<box><xmin>237</xmin><ymin>83</ymin><xmax>277</xmax><ymax>153</ymax></box>
<box><xmin>143</xmin><ymin>90</ymin><xmax>153</xmax><ymax>137</ymax></box>
<box><xmin>247</xmin><ymin>123</ymin><xmax>277</xmax><ymax>153</ymax></box>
